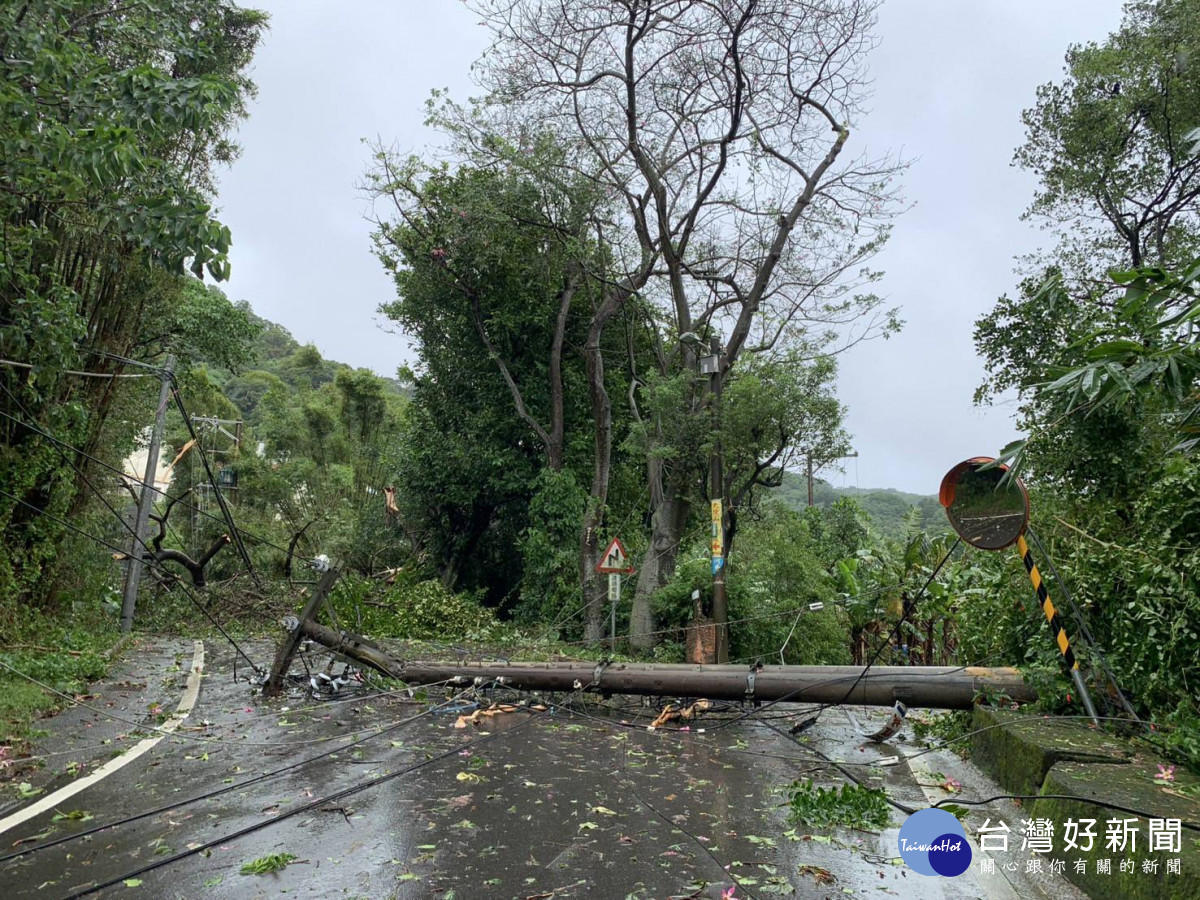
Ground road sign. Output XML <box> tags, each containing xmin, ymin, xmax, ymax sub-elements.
<box><xmin>711</xmin><ymin>555</ymin><xmax>725</xmax><ymax>575</ymax></box>
<box><xmin>596</xmin><ymin>537</ymin><xmax>635</xmax><ymax>574</ymax></box>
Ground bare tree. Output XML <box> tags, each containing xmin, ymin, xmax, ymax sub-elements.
<box><xmin>464</xmin><ymin>0</ymin><xmax>903</xmax><ymax>646</ymax></box>
<box><xmin>119</xmin><ymin>486</ymin><xmax>231</xmax><ymax>588</ymax></box>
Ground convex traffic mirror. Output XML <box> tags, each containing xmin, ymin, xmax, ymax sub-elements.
<box><xmin>938</xmin><ymin>457</ymin><xmax>1030</xmax><ymax>551</ymax></box>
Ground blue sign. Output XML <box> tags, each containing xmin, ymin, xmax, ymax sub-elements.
<box><xmin>711</xmin><ymin>555</ymin><xmax>725</xmax><ymax>575</ymax></box>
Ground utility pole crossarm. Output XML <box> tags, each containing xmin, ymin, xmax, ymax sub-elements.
<box><xmin>806</xmin><ymin>450</ymin><xmax>859</xmax><ymax>507</ymax></box>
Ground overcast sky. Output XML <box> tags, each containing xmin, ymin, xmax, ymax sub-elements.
<box><xmin>216</xmin><ymin>0</ymin><xmax>1126</xmax><ymax>495</ymax></box>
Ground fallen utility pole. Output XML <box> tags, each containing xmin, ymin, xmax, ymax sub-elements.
<box><xmin>294</xmin><ymin>620</ymin><xmax>1036</xmax><ymax>709</ymax></box>
<box><xmin>263</xmin><ymin>564</ymin><xmax>340</xmax><ymax>697</ymax></box>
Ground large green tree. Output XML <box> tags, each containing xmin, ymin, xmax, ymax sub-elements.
<box><xmin>972</xmin><ymin>0</ymin><xmax>1200</xmax><ymax>752</ymax></box>
<box><xmin>447</xmin><ymin>0</ymin><xmax>902</xmax><ymax>649</ymax></box>
<box><xmin>1</xmin><ymin>1</ymin><xmax>266</xmax><ymax>602</ymax></box>
<box><xmin>978</xmin><ymin>0</ymin><xmax>1200</xmax><ymax>497</ymax></box>
<box><xmin>368</xmin><ymin>157</ymin><xmax>638</xmax><ymax>615</ymax></box>
<box><xmin>1017</xmin><ymin>0</ymin><xmax>1200</xmax><ymax>275</ymax></box>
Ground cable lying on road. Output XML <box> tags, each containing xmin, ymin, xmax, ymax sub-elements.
<box><xmin>59</xmin><ymin>696</ymin><xmax>570</xmax><ymax>899</ymax></box>
<box><xmin>0</xmin><ymin>658</ymin><xmax>463</xmax><ymax>751</ymax></box>
<box><xmin>5</xmin><ymin>676</ymin><xmax>435</xmax><ymax>766</ymax></box>
<box><xmin>0</xmin><ymin>486</ymin><xmax>262</xmax><ymax>675</ymax></box>
<box><xmin>709</xmin><ymin>540</ymin><xmax>963</xmax><ymax>734</ymax></box>
<box><xmin>0</xmin><ymin>683</ymin><xmax>471</xmax><ymax>865</ymax></box>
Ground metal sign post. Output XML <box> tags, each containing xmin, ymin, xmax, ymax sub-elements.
<box><xmin>1016</xmin><ymin>534</ymin><xmax>1100</xmax><ymax>725</ymax></box>
<box><xmin>939</xmin><ymin>457</ymin><xmax>1102</xmax><ymax>726</ymax></box>
<box><xmin>596</xmin><ymin>537</ymin><xmax>634</xmax><ymax>647</ymax></box>
<box><xmin>608</xmin><ymin>573</ymin><xmax>620</xmax><ymax>642</ymax></box>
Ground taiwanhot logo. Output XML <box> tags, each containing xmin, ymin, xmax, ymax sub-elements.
<box><xmin>897</xmin><ymin>808</ymin><xmax>972</xmax><ymax>877</ymax></box>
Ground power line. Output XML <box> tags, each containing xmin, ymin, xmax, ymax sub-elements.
<box><xmin>0</xmin><ymin>487</ymin><xmax>261</xmax><ymax>676</ymax></box>
<box><xmin>0</xmin><ymin>358</ymin><xmax>154</xmax><ymax>379</ymax></box>
<box><xmin>0</xmin><ymin>680</ymin><xmax>471</xmax><ymax>865</ymax></box>
<box><xmin>5</xmin><ymin>353</ymin><xmax>287</xmax><ymax>583</ymax></box>
<box><xmin>0</xmin><ymin>666</ymin><xmax>422</xmax><ymax>767</ymax></box>
<box><xmin>166</xmin><ymin>373</ymin><xmax>260</xmax><ymax>588</ymax></box>
<box><xmin>0</xmin><ymin>405</ymin><xmax>302</xmax><ymax>563</ymax></box>
<box><xmin>709</xmin><ymin>539</ymin><xmax>962</xmax><ymax>732</ymax></box>
<box><xmin>0</xmin><ymin>377</ymin><xmax>265</xmax><ymax>649</ymax></box>
<box><xmin>61</xmin><ymin>698</ymin><xmax>562</xmax><ymax>898</ymax></box>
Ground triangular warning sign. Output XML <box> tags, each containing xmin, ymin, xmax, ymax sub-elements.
<box><xmin>596</xmin><ymin>537</ymin><xmax>635</xmax><ymax>574</ymax></box>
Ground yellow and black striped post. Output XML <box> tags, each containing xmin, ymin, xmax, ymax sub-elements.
<box><xmin>1015</xmin><ymin>534</ymin><xmax>1099</xmax><ymax>723</ymax></box>
<box><xmin>1016</xmin><ymin>535</ymin><xmax>1077</xmax><ymax>670</ymax></box>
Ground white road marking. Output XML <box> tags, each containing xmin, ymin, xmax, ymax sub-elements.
<box><xmin>0</xmin><ymin>640</ymin><xmax>204</xmax><ymax>837</ymax></box>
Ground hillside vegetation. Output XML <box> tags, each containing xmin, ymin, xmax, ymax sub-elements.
<box><xmin>774</xmin><ymin>472</ymin><xmax>948</xmax><ymax>541</ymax></box>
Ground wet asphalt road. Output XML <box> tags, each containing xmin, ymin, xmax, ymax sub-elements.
<box><xmin>0</xmin><ymin>640</ymin><xmax>1087</xmax><ymax>900</ymax></box>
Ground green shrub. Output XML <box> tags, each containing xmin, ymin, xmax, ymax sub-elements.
<box><xmin>352</xmin><ymin>578</ymin><xmax>497</xmax><ymax>640</ymax></box>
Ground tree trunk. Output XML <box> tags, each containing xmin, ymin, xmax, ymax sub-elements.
<box><xmin>580</xmin><ymin>292</ymin><xmax>623</xmax><ymax>643</ymax></box>
<box><xmin>580</xmin><ymin>499</ymin><xmax>605</xmax><ymax>644</ymax></box>
<box><xmin>629</xmin><ymin>488</ymin><xmax>690</xmax><ymax>652</ymax></box>
<box><xmin>440</xmin><ymin>556</ymin><xmax>461</xmax><ymax>592</ymax></box>
<box><xmin>440</xmin><ymin>505</ymin><xmax>490</xmax><ymax>592</ymax></box>
<box><xmin>850</xmin><ymin>625</ymin><xmax>863</xmax><ymax>666</ymax></box>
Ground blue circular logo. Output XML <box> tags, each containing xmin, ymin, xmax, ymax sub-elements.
<box><xmin>897</xmin><ymin>809</ymin><xmax>971</xmax><ymax>877</ymax></box>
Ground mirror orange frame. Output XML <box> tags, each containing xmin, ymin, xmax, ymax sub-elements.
<box><xmin>938</xmin><ymin>457</ymin><xmax>1031</xmax><ymax>551</ymax></box>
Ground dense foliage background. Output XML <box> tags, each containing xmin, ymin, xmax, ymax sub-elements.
<box><xmin>2</xmin><ymin>0</ymin><xmax>1199</xmax><ymax>771</ymax></box>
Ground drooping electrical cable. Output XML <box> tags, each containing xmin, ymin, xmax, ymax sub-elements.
<box><xmin>710</xmin><ymin>539</ymin><xmax>962</xmax><ymax>733</ymax></box>
<box><xmin>0</xmin><ymin>487</ymin><xmax>262</xmax><ymax>674</ymax></box>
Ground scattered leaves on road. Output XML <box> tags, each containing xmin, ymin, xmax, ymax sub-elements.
<box><xmin>239</xmin><ymin>852</ymin><xmax>298</xmax><ymax>875</ymax></box>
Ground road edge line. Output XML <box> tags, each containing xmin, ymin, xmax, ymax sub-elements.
<box><xmin>0</xmin><ymin>640</ymin><xmax>205</xmax><ymax>837</ymax></box>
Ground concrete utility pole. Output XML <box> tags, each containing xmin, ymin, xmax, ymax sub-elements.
<box><xmin>705</xmin><ymin>336</ymin><xmax>728</xmax><ymax>664</ymax></box>
<box><xmin>291</xmin><ymin>620</ymin><xmax>1039</xmax><ymax>709</ymax></box>
<box><xmin>120</xmin><ymin>355</ymin><xmax>174</xmax><ymax>633</ymax></box>
<box><xmin>264</xmin><ymin>563</ymin><xmax>340</xmax><ymax>696</ymax></box>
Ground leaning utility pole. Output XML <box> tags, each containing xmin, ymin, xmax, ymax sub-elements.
<box><xmin>705</xmin><ymin>336</ymin><xmax>728</xmax><ymax>664</ymax></box>
<box><xmin>120</xmin><ymin>355</ymin><xmax>174</xmax><ymax>633</ymax></box>
<box><xmin>264</xmin><ymin>563</ymin><xmax>340</xmax><ymax>697</ymax></box>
